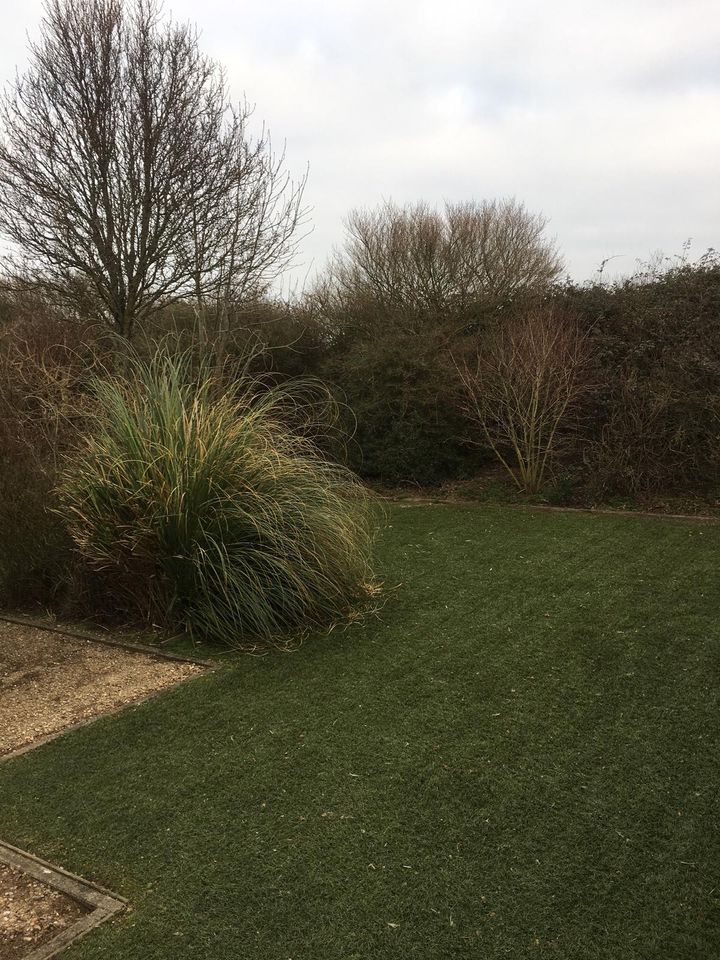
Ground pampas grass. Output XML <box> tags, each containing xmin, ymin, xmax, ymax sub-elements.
<box><xmin>57</xmin><ymin>349</ymin><xmax>377</xmax><ymax>648</ymax></box>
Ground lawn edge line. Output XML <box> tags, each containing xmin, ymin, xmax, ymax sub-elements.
<box><xmin>0</xmin><ymin>665</ymin><xmax>214</xmax><ymax>764</ymax></box>
<box><xmin>0</xmin><ymin>839</ymin><xmax>127</xmax><ymax>960</ymax></box>
<box><xmin>0</xmin><ymin>613</ymin><xmax>216</xmax><ymax>667</ymax></box>
<box><xmin>381</xmin><ymin>496</ymin><xmax>720</xmax><ymax>524</ymax></box>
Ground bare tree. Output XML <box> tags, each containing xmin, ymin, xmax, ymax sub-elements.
<box><xmin>188</xmin><ymin>129</ymin><xmax>307</xmax><ymax>356</ymax></box>
<box><xmin>322</xmin><ymin>198</ymin><xmax>563</xmax><ymax>331</ymax></box>
<box><xmin>457</xmin><ymin>309</ymin><xmax>589</xmax><ymax>494</ymax></box>
<box><xmin>446</xmin><ymin>200</ymin><xmax>563</xmax><ymax>311</ymax></box>
<box><xmin>0</xmin><ymin>0</ymin><xmax>306</xmax><ymax>340</ymax></box>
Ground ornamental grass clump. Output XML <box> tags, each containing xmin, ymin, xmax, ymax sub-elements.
<box><xmin>57</xmin><ymin>350</ymin><xmax>377</xmax><ymax>648</ymax></box>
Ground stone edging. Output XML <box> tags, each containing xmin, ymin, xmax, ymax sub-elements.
<box><xmin>0</xmin><ymin>618</ymin><xmax>216</xmax><ymax>953</ymax></box>
<box><xmin>385</xmin><ymin>495</ymin><xmax>720</xmax><ymax>524</ymax></box>
<box><xmin>0</xmin><ymin>840</ymin><xmax>127</xmax><ymax>960</ymax></box>
<box><xmin>0</xmin><ymin>613</ymin><xmax>216</xmax><ymax>668</ymax></box>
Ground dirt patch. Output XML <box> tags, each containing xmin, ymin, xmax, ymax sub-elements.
<box><xmin>0</xmin><ymin>622</ymin><xmax>204</xmax><ymax>757</ymax></box>
<box><xmin>0</xmin><ymin>862</ymin><xmax>87</xmax><ymax>959</ymax></box>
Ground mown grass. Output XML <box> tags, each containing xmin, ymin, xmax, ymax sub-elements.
<box><xmin>1</xmin><ymin>504</ymin><xmax>718</xmax><ymax>958</ymax></box>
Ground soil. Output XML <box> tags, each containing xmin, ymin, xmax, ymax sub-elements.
<box><xmin>374</xmin><ymin>468</ymin><xmax>720</xmax><ymax>520</ymax></box>
<box><xmin>0</xmin><ymin>621</ymin><xmax>204</xmax><ymax>757</ymax></box>
<box><xmin>0</xmin><ymin>863</ymin><xmax>87</xmax><ymax>960</ymax></box>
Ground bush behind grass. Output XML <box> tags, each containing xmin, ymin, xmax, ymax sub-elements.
<box><xmin>0</xmin><ymin>448</ymin><xmax>75</xmax><ymax>606</ymax></box>
<box><xmin>57</xmin><ymin>349</ymin><xmax>378</xmax><ymax>647</ymax></box>
<box><xmin>318</xmin><ymin>319</ymin><xmax>487</xmax><ymax>485</ymax></box>
<box><xmin>0</xmin><ymin>308</ymin><xmax>109</xmax><ymax>608</ymax></box>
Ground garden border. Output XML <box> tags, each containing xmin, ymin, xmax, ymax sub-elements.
<box><xmin>0</xmin><ymin>614</ymin><xmax>215</xmax><ymax>668</ymax></box>
<box><xmin>386</xmin><ymin>495</ymin><xmax>720</xmax><ymax>524</ymax></box>
<box><xmin>0</xmin><ymin>840</ymin><xmax>127</xmax><ymax>960</ymax></box>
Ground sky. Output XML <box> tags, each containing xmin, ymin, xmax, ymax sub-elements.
<box><xmin>2</xmin><ymin>0</ymin><xmax>720</xmax><ymax>290</ymax></box>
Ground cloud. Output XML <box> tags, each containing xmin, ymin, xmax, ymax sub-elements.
<box><xmin>2</xmin><ymin>0</ymin><xmax>719</xmax><ymax>287</ymax></box>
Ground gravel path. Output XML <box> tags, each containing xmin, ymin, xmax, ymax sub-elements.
<box><xmin>0</xmin><ymin>621</ymin><xmax>204</xmax><ymax>757</ymax></box>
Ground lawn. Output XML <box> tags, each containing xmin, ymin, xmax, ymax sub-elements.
<box><xmin>1</xmin><ymin>504</ymin><xmax>718</xmax><ymax>959</ymax></box>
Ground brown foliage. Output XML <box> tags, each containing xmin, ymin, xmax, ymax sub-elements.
<box><xmin>559</xmin><ymin>250</ymin><xmax>720</xmax><ymax>497</ymax></box>
<box><xmin>457</xmin><ymin>309</ymin><xmax>590</xmax><ymax>493</ymax></box>
<box><xmin>0</xmin><ymin>290</ymin><xmax>113</xmax><ymax>605</ymax></box>
<box><xmin>325</xmin><ymin>198</ymin><xmax>563</xmax><ymax>327</ymax></box>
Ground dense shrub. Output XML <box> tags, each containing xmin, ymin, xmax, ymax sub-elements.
<box><xmin>307</xmin><ymin>247</ymin><xmax>720</xmax><ymax>496</ymax></box>
<box><xmin>304</xmin><ymin>197</ymin><xmax>562</xmax><ymax>485</ymax></box>
<box><xmin>57</xmin><ymin>350</ymin><xmax>377</xmax><ymax>647</ymax></box>
<box><xmin>319</xmin><ymin>324</ymin><xmax>484</xmax><ymax>485</ymax></box>
<box><xmin>557</xmin><ymin>251</ymin><xmax>720</xmax><ymax>497</ymax></box>
<box><xmin>0</xmin><ymin>447</ymin><xmax>75</xmax><ymax>606</ymax></box>
<box><xmin>0</xmin><ymin>302</ymin><xmax>108</xmax><ymax>606</ymax></box>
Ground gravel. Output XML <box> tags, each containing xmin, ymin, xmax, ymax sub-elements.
<box><xmin>0</xmin><ymin>621</ymin><xmax>204</xmax><ymax>757</ymax></box>
<box><xmin>0</xmin><ymin>862</ymin><xmax>87</xmax><ymax>960</ymax></box>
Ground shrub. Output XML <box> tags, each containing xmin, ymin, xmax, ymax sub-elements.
<box><xmin>558</xmin><ymin>251</ymin><xmax>720</xmax><ymax>497</ymax></box>
<box><xmin>57</xmin><ymin>349</ymin><xmax>377</xmax><ymax>647</ymax></box>
<box><xmin>319</xmin><ymin>321</ymin><xmax>485</xmax><ymax>485</ymax></box>
<box><xmin>307</xmin><ymin>195</ymin><xmax>562</xmax><ymax>487</ymax></box>
<box><xmin>0</xmin><ymin>446</ymin><xmax>75</xmax><ymax>606</ymax></box>
<box><xmin>0</xmin><ymin>304</ymin><xmax>107</xmax><ymax>607</ymax></box>
<box><xmin>457</xmin><ymin>308</ymin><xmax>590</xmax><ymax>494</ymax></box>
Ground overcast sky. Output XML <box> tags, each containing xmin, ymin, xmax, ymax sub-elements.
<box><xmin>2</xmin><ymin>0</ymin><xmax>720</xmax><ymax>289</ymax></box>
